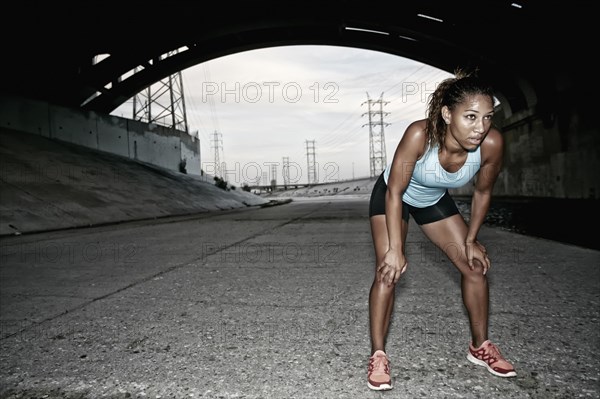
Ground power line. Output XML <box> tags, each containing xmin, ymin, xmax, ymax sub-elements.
<box><xmin>319</xmin><ymin>65</ymin><xmax>445</xmax><ymax>153</ymax></box>
<box><xmin>203</xmin><ymin>64</ymin><xmax>221</xmax><ymax>135</ymax></box>
<box><xmin>181</xmin><ymin>71</ymin><xmax>212</xmax><ymax>142</ymax></box>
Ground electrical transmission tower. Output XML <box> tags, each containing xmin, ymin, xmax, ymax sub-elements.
<box><xmin>362</xmin><ymin>93</ymin><xmax>390</xmax><ymax>178</ymax></box>
<box><xmin>305</xmin><ymin>140</ymin><xmax>317</xmax><ymax>185</ymax></box>
<box><xmin>132</xmin><ymin>49</ymin><xmax>189</xmax><ymax>133</ymax></box>
<box><xmin>270</xmin><ymin>163</ymin><xmax>277</xmax><ymax>188</ymax></box>
<box><xmin>282</xmin><ymin>157</ymin><xmax>290</xmax><ymax>187</ymax></box>
<box><xmin>211</xmin><ymin>131</ymin><xmax>223</xmax><ymax>178</ymax></box>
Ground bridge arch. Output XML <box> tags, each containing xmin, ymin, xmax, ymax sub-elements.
<box><xmin>2</xmin><ymin>1</ymin><xmax>592</xmax><ymax>124</ymax></box>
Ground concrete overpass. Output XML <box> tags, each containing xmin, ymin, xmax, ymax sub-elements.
<box><xmin>1</xmin><ymin>0</ymin><xmax>598</xmax><ymax>199</ymax></box>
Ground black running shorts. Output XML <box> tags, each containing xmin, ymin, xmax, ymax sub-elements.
<box><xmin>368</xmin><ymin>172</ymin><xmax>460</xmax><ymax>225</ymax></box>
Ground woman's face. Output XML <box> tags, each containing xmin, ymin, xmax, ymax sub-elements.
<box><xmin>443</xmin><ymin>94</ymin><xmax>494</xmax><ymax>151</ymax></box>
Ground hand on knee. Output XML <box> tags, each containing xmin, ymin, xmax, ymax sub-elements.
<box><xmin>463</xmin><ymin>259</ymin><xmax>487</xmax><ymax>281</ymax></box>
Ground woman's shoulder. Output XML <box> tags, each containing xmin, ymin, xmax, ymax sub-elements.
<box><xmin>481</xmin><ymin>127</ymin><xmax>503</xmax><ymax>150</ymax></box>
<box><xmin>480</xmin><ymin>126</ymin><xmax>503</xmax><ymax>161</ymax></box>
<box><xmin>402</xmin><ymin>119</ymin><xmax>428</xmax><ymax>144</ymax></box>
<box><xmin>395</xmin><ymin>119</ymin><xmax>429</xmax><ymax>160</ymax></box>
<box><xmin>406</xmin><ymin>119</ymin><xmax>428</xmax><ymax>134</ymax></box>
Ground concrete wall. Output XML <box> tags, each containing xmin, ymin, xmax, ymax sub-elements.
<box><xmin>180</xmin><ymin>132</ymin><xmax>202</xmax><ymax>176</ymax></box>
<box><xmin>451</xmin><ymin>90</ymin><xmax>599</xmax><ymax>200</ymax></box>
<box><xmin>97</xmin><ymin>113</ymin><xmax>130</xmax><ymax>158</ymax></box>
<box><xmin>498</xmin><ymin>104</ymin><xmax>599</xmax><ymax>199</ymax></box>
<box><xmin>0</xmin><ymin>95</ymin><xmax>51</xmax><ymax>137</ymax></box>
<box><xmin>127</xmin><ymin>119</ymin><xmax>181</xmax><ymax>171</ymax></box>
<box><xmin>0</xmin><ymin>94</ymin><xmax>201</xmax><ymax>176</ymax></box>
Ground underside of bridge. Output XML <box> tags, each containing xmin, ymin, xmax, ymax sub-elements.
<box><xmin>1</xmin><ymin>1</ymin><xmax>595</xmax><ymax>121</ymax></box>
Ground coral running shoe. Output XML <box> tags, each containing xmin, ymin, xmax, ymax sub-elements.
<box><xmin>467</xmin><ymin>340</ymin><xmax>517</xmax><ymax>377</ymax></box>
<box><xmin>367</xmin><ymin>350</ymin><xmax>392</xmax><ymax>390</ymax></box>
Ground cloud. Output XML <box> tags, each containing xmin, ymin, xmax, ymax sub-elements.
<box><xmin>112</xmin><ymin>45</ymin><xmax>453</xmax><ymax>184</ymax></box>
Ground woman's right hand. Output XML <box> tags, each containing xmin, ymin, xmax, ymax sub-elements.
<box><xmin>377</xmin><ymin>249</ymin><xmax>408</xmax><ymax>286</ymax></box>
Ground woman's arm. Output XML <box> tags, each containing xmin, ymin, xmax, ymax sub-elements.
<box><xmin>465</xmin><ymin>128</ymin><xmax>504</xmax><ymax>273</ymax></box>
<box><xmin>467</xmin><ymin>128</ymin><xmax>504</xmax><ymax>243</ymax></box>
<box><xmin>385</xmin><ymin>121</ymin><xmax>426</xmax><ymax>249</ymax></box>
<box><xmin>378</xmin><ymin>120</ymin><xmax>427</xmax><ymax>284</ymax></box>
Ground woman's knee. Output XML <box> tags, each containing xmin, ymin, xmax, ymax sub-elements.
<box><xmin>441</xmin><ymin>243</ymin><xmax>485</xmax><ymax>277</ymax></box>
<box><xmin>459</xmin><ymin>259</ymin><xmax>487</xmax><ymax>282</ymax></box>
<box><xmin>372</xmin><ymin>278</ymin><xmax>397</xmax><ymax>294</ymax></box>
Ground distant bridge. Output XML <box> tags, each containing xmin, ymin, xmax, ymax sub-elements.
<box><xmin>243</xmin><ymin>177</ymin><xmax>374</xmax><ymax>193</ymax></box>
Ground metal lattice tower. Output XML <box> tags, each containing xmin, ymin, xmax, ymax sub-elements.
<box><xmin>132</xmin><ymin>50</ymin><xmax>189</xmax><ymax>133</ymax></box>
<box><xmin>211</xmin><ymin>131</ymin><xmax>223</xmax><ymax>178</ymax></box>
<box><xmin>270</xmin><ymin>163</ymin><xmax>277</xmax><ymax>188</ymax></box>
<box><xmin>282</xmin><ymin>157</ymin><xmax>290</xmax><ymax>186</ymax></box>
<box><xmin>362</xmin><ymin>93</ymin><xmax>390</xmax><ymax>178</ymax></box>
<box><xmin>305</xmin><ymin>140</ymin><xmax>317</xmax><ymax>185</ymax></box>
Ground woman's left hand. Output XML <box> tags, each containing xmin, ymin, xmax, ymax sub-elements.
<box><xmin>465</xmin><ymin>240</ymin><xmax>490</xmax><ymax>275</ymax></box>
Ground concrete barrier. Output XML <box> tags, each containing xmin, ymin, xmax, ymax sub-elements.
<box><xmin>0</xmin><ymin>94</ymin><xmax>201</xmax><ymax>176</ymax></box>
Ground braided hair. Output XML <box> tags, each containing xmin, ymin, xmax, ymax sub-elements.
<box><xmin>425</xmin><ymin>69</ymin><xmax>495</xmax><ymax>149</ymax></box>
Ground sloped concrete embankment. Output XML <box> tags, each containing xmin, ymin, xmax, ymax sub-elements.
<box><xmin>0</xmin><ymin>128</ymin><xmax>269</xmax><ymax>236</ymax></box>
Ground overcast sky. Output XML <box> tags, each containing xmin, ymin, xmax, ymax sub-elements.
<box><xmin>112</xmin><ymin>45</ymin><xmax>453</xmax><ymax>186</ymax></box>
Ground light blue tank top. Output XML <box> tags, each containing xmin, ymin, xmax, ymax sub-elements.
<box><xmin>383</xmin><ymin>144</ymin><xmax>481</xmax><ymax>207</ymax></box>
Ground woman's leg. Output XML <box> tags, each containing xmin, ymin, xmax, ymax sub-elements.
<box><xmin>418</xmin><ymin>214</ymin><xmax>488</xmax><ymax>347</ymax></box>
<box><xmin>369</xmin><ymin>214</ymin><xmax>409</xmax><ymax>353</ymax></box>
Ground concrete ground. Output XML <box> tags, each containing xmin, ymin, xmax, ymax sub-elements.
<box><xmin>1</xmin><ymin>126</ymin><xmax>599</xmax><ymax>398</ymax></box>
<box><xmin>1</xmin><ymin>196</ymin><xmax>598</xmax><ymax>398</ymax></box>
